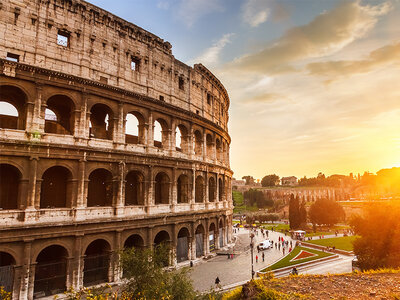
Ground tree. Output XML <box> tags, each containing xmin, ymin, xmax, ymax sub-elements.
<box><xmin>289</xmin><ymin>194</ymin><xmax>301</xmax><ymax>229</ymax></box>
<box><xmin>261</xmin><ymin>174</ymin><xmax>280</xmax><ymax>187</ymax></box>
<box><xmin>243</xmin><ymin>189</ymin><xmax>273</xmax><ymax>208</ymax></box>
<box><xmin>299</xmin><ymin>200</ymin><xmax>307</xmax><ymax>226</ymax></box>
<box><xmin>350</xmin><ymin>203</ymin><xmax>400</xmax><ymax>270</ymax></box>
<box><xmin>121</xmin><ymin>244</ymin><xmax>196</xmax><ymax>300</ymax></box>
<box><xmin>309</xmin><ymin>198</ymin><xmax>345</xmax><ymax>227</ymax></box>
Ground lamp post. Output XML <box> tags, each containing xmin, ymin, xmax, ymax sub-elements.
<box><xmin>250</xmin><ymin>232</ymin><xmax>255</xmax><ymax>279</ymax></box>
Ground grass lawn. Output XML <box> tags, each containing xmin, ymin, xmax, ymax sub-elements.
<box><xmin>261</xmin><ymin>246</ymin><xmax>333</xmax><ymax>271</ymax></box>
<box><xmin>305</xmin><ymin>225</ymin><xmax>351</xmax><ymax>237</ymax></box>
<box><xmin>233</xmin><ymin>190</ymin><xmax>258</xmax><ymax>213</ymax></box>
<box><xmin>306</xmin><ymin>236</ymin><xmax>358</xmax><ymax>251</ymax></box>
<box><xmin>261</xmin><ymin>223</ymin><xmax>290</xmax><ymax>232</ymax></box>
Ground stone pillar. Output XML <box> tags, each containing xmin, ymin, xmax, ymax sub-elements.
<box><xmin>171</xmin><ymin>167</ymin><xmax>177</xmax><ymax>209</ymax></box>
<box><xmin>146</xmin><ymin>166</ymin><xmax>154</xmax><ymax>212</ymax></box>
<box><xmin>138</xmin><ymin>123</ymin><xmax>148</xmax><ymax>145</ymax></box>
<box><xmin>72</xmin><ymin>234</ymin><xmax>84</xmax><ymax>289</ymax></box>
<box><xmin>18</xmin><ymin>239</ymin><xmax>32</xmax><ymax>300</ymax></box>
<box><xmin>32</xmin><ymin>83</ymin><xmax>44</xmax><ymax>133</ymax></box>
<box><xmin>147</xmin><ymin>227</ymin><xmax>153</xmax><ymax>251</ymax></box>
<box><xmin>171</xmin><ymin>224</ymin><xmax>177</xmax><ymax>267</ymax></box>
<box><xmin>27</xmin><ymin>263</ymin><xmax>36</xmax><ymax>300</ymax></box>
<box><xmin>113</xmin><ymin>102</ymin><xmax>125</xmax><ymax>144</ymax></box>
<box><xmin>27</xmin><ymin>157</ymin><xmax>38</xmax><ymax>209</ymax></box>
<box><xmin>190</xmin><ymin>222</ymin><xmax>196</xmax><ymax>260</ymax></box>
<box><xmin>205</xmin><ymin>171</ymin><xmax>209</xmax><ymax>205</ymax></box>
<box><xmin>170</xmin><ymin>118</ymin><xmax>176</xmax><ymax>154</ymax></box>
<box><xmin>146</xmin><ymin>111</ymin><xmax>153</xmax><ymax>148</ymax></box>
<box><xmin>115</xmin><ymin>161</ymin><xmax>125</xmax><ymax>215</ymax></box>
<box><xmin>76</xmin><ymin>92</ymin><xmax>88</xmax><ymax>139</ymax></box>
<box><xmin>202</xmin><ymin>131</ymin><xmax>207</xmax><ymax>161</ymax></box>
<box><xmin>205</xmin><ymin>219</ymin><xmax>210</xmax><ymax>256</ymax></box>
<box><xmin>191</xmin><ymin>168</ymin><xmax>196</xmax><ymax>208</ymax></box>
<box><xmin>24</xmin><ymin>101</ymin><xmax>35</xmax><ymax>133</ymax></box>
<box><xmin>18</xmin><ymin>178</ymin><xmax>29</xmax><ymax>210</ymax></box>
<box><xmin>113</xmin><ymin>230</ymin><xmax>123</xmax><ymax>283</ymax></box>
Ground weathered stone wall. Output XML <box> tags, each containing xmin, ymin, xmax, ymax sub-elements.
<box><xmin>0</xmin><ymin>0</ymin><xmax>229</xmax><ymax>131</ymax></box>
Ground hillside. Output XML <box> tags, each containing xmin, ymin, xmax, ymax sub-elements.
<box><xmin>228</xmin><ymin>271</ymin><xmax>400</xmax><ymax>299</ymax></box>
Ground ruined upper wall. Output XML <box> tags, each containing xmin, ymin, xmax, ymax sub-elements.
<box><xmin>0</xmin><ymin>0</ymin><xmax>230</xmax><ymax>131</ymax></box>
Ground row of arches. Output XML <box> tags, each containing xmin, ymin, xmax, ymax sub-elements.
<box><xmin>0</xmin><ymin>220</ymin><xmax>229</xmax><ymax>297</ymax></box>
<box><xmin>0</xmin><ymin>163</ymin><xmax>227</xmax><ymax>209</ymax></box>
<box><xmin>0</xmin><ymin>85</ymin><xmax>229</xmax><ymax>162</ymax></box>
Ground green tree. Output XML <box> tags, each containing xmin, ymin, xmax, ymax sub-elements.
<box><xmin>121</xmin><ymin>244</ymin><xmax>196</xmax><ymax>300</ymax></box>
<box><xmin>261</xmin><ymin>174</ymin><xmax>280</xmax><ymax>187</ymax></box>
<box><xmin>299</xmin><ymin>200</ymin><xmax>307</xmax><ymax>226</ymax></box>
<box><xmin>289</xmin><ymin>194</ymin><xmax>301</xmax><ymax>229</ymax></box>
<box><xmin>351</xmin><ymin>203</ymin><xmax>400</xmax><ymax>270</ymax></box>
<box><xmin>309</xmin><ymin>198</ymin><xmax>345</xmax><ymax>227</ymax></box>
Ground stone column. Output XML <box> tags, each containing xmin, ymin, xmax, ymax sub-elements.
<box><xmin>190</xmin><ymin>222</ymin><xmax>196</xmax><ymax>260</ymax></box>
<box><xmin>202</xmin><ymin>131</ymin><xmax>207</xmax><ymax>161</ymax></box>
<box><xmin>72</xmin><ymin>234</ymin><xmax>84</xmax><ymax>289</ymax></box>
<box><xmin>27</xmin><ymin>157</ymin><xmax>38</xmax><ymax>209</ymax></box>
<box><xmin>205</xmin><ymin>219</ymin><xmax>210</xmax><ymax>256</ymax></box>
<box><xmin>146</xmin><ymin>111</ymin><xmax>153</xmax><ymax>148</ymax></box>
<box><xmin>113</xmin><ymin>230</ymin><xmax>123</xmax><ymax>283</ymax></box>
<box><xmin>115</xmin><ymin>161</ymin><xmax>125</xmax><ymax>215</ymax></box>
<box><xmin>113</xmin><ymin>102</ymin><xmax>125</xmax><ymax>144</ymax></box>
<box><xmin>171</xmin><ymin>167</ymin><xmax>177</xmax><ymax>209</ymax></box>
<box><xmin>18</xmin><ymin>239</ymin><xmax>32</xmax><ymax>300</ymax></box>
<box><xmin>170</xmin><ymin>119</ymin><xmax>176</xmax><ymax>154</ymax></box>
<box><xmin>145</xmin><ymin>166</ymin><xmax>154</xmax><ymax>213</ymax></box>
<box><xmin>191</xmin><ymin>168</ymin><xmax>196</xmax><ymax>209</ymax></box>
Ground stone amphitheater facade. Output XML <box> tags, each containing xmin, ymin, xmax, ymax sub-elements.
<box><xmin>0</xmin><ymin>0</ymin><xmax>233</xmax><ymax>298</ymax></box>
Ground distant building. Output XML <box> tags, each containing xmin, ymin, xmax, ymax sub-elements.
<box><xmin>281</xmin><ymin>176</ymin><xmax>298</xmax><ymax>186</ymax></box>
<box><xmin>232</xmin><ymin>178</ymin><xmax>246</xmax><ymax>186</ymax></box>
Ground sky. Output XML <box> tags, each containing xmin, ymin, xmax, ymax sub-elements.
<box><xmin>88</xmin><ymin>0</ymin><xmax>400</xmax><ymax>180</ymax></box>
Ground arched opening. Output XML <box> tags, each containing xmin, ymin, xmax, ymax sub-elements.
<box><xmin>155</xmin><ymin>172</ymin><xmax>170</xmax><ymax>204</ymax></box>
<box><xmin>34</xmin><ymin>245</ymin><xmax>68</xmax><ymax>297</ymax></box>
<box><xmin>88</xmin><ymin>169</ymin><xmax>113</xmax><ymax>207</ymax></box>
<box><xmin>208</xmin><ymin>177</ymin><xmax>216</xmax><ymax>202</ymax></box>
<box><xmin>218</xmin><ymin>178</ymin><xmax>224</xmax><ymax>202</ymax></box>
<box><xmin>125</xmin><ymin>171</ymin><xmax>144</xmax><ymax>206</ymax></box>
<box><xmin>193</xmin><ymin>130</ymin><xmax>203</xmax><ymax>155</ymax></box>
<box><xmin>219</xmin><ymin>219</ymin><xmax>224</xmax><ymax>248</ymax></box>
<box><xmin>40</xmin><ymin>166</ymin><xmax>72</xmax><ymax>208</ymax></box>
<box><xmin>209</xmin><ymin>223</ymin><xmax>216</xmax><ymax>252</ymax></box>
<box><xmin>154</xmin><ymin>230</ymin><xmax>170</xmax><ymax>266</ymax></box>
<box><xmin>177</xmin><ymin>227</ymin><xmax>190</xmax><ymax>263</ymax></box>
<box><xmin>195</xmin><ymin>176</ymin><xmax>204</xmax><ymax>203</ymax></box>
<box><xmin>195</xmin><ymin>225</ymin><xmax>205</xmax><ymax>257</ymax></box>
<box><xmin>0</xmin><ymin>164</ymin><xmax>21</xmax><ymax>209</ymax></box>
<box><xmin>45</xmin><ymin>95</ymin><xmax>75</xmax><ymax>135</ymax></box>
<box><xmin>222</xmin><ymin>142</ymin><xmax>226</xmax><ymax>163</ymax></box>
<box><xmin>177</xmin><ymin>174</ymin><xmax>189</xmax><ymax>204</ymax></box>
<box><xmin>89</xmin><ymin>104</ymin><xmax>113</xmax><ymax>140</ymax></box>
<box><xmin>124</xmin><ymin>234</ymin><xmax>144</xmax><ymax>249</ymax></box>
<box><xmin>216</xmin><ymin>138</ymin><xmax>222</xmax><ymax>161</ymax></box>
<box><xmin>0</xmin><ymin>85</ymin><xmax>27</xmax><ymax>130</ymax></box>
<box><xmin>206</xmin><ymin>134</ymin><xmax>213</xmax><ymax>158</ymax></box>
<box><xmin>83</xmin><ymin>239</ymin><xmax>111</xmax><ymax>286</ymax></box>
<box><xmin>176</xmin><ymin>125</ymin><xmax>188</xmax><ymax>152</ymax></box>
<box><xmin>0</xmin><ymin>252</ymin><xmax>15</xmax><ymax>293</ymax></box>
<box><xmin>125</xmin><ymin>112</ymin><xmax>145</xmax><ymax>144</ymax></box>
<box><xmin>153</xmin><ymin>118</ymin><xmax>168</xmax><ymax>148</ymax></box>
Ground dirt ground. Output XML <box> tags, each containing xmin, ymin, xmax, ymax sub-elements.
<box><xmin>240</xmin><ymin>272</ymin><xmax>400</xmax><ymax>299</ymax></box>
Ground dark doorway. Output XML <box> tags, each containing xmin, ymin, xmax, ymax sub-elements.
<box><xmin>0</xmin><ymin>164</ymin><xmax>20</xmax><ymax>209</ymax></box>
<box><xmin>83</xmin><ymin>239</ymin><xmax>111</xmax><ymax>286</ymax></box>
<box><xmin>87</xmin><ymin>169</ymin><xmax>113</xmax><ymax>207</ymax></box>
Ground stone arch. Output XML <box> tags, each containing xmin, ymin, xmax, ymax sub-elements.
<box><xmin>0</xmin><ymin>164</ymin><xmax>22</xmax><ymax>209</ymax></box>
<box><xmin>206</xmin><ymin>133</ymin><xmax>213</xmax><ymax>158</ymax></box>
<box><xmin>125</xmin><ymin>111</ymin><xmax>145</xmax><ymax>144</ymax></box>
<box><xmin>177</xmin><ymin>174</ymin><xmax>190</xmax><ymax>204</ymax></box>
<box><xmin>218</xmin><ymin>177</ymin><xmax>224</xmax><ymax>202</ymax></box>
<box><xmin>175</xmin><ymin>124</ymin><xmax>189</xmax><ymax>153</ymax></box>
<box><xmin>87</xmin><ymin>168</ymin><xmax>113</xmax><ymax>207</ymax></box>
<box><xmin>195</xmin><ymin>224</ymin><xmax>205</xmax><ymax>257</ymax></box>
<box><xmin>89</xmin><ymin>103</ymin><xmax>114</xmax><ymax>140</ymax></box>
<box><xmin>125</xmin><ymin>170</ymin><xmax>144</xmax><ymax>206</ymax></box>
<box><xmin>83</xmin><ymin>239</ymin><xmax>111</xmax><ymax>286</ymax></box>
<box><xmin>209</xmin><ymin>222</ymin><xmax>216</xmax><ymax>252</ymax></box>
<box><xmin>40</xmin><ymin>166</ymin><xmax>73</xmax><ymax>208</ymax></box>
<box><xmin>124</xmin><ymin>234</ymin><xmax>145</xmax><ymax>249</ymax></box>
<box><xmin>216</xmin><ymin>138</ymin><xmax>222</xmax><ymax>161</ymax></box>
<box><xmin>208</xmin><ymin>176</ymin><xmax>216</xmax><ymax>202</ymax></box>
<box><xmin>0</xmin><ymin>251</ymin><xmax>16</xmax><ymax>293</ymax></box>
<box><xmin>0</xmin><ymin>85</ymin><xmax>28</xmax><ymax>130</ymax></box>
<box><xmin>195</xmin><ymin>175</ymin><xmax>205</xmax><ymax>203</ymax></box>
<box><xmin>218</xmin><ymin>218</ymin><xmax>225</xmax><ymax>248</ymax></box>
<box><xmin>45</xmin><ymin>95</ymin><xmax>75</xmax><ymax>135</ymax></box>
<box><xmin>34</xmin><ymin>245</ymin><xmax>68</xmax><ymax>297</ymax></box>
<box><xmin>154</xmin><ymin>230</ymin><xmax>171</xmax><ymax>266</ymax></box>
<box><xmin>154</xmin><ymin>172</ymin><xmax>170</xmax><ymax>204</ymax></box>
<box><xmin>193</xmin><ymin>130</ymin><xmax>203</xmax><ymax>155</ymax></box>
<box><xmin>153</xmin><ymin>117</ymin><xmax>169</xmax><ymax>148</ymax></box>
<box><xmin>176</xmin><ymin>227</ymin><xmax>190</xmax><ymax>263</ymax></box>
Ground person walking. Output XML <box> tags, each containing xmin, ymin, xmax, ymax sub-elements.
<box><xmin>256</xmin><ymin>255</ymin><xmax>258</xmax><ymax>263</ymax></box>
<box><xmin>262</xmin><ymin>252</ymin><xmax>265</xmax><ymax>262</ymax></box>
<box><xmin>215</xmin><ymin>277</ymin><xmax>221</xmax><ymax>289</ymax></box>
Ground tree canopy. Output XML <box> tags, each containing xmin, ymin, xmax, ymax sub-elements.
<box><xmin>261</xmin><ymin>174</ymin><xmax>280</xmax><ymax>187</ymax></box>
<box><xmin>308</xmin><ymin>198</ymin><xmax>345</xmax><ymax>227</ymax></box>
<box><xmin>243</xmin><ymin>189</ymin><xmax>274</xmax><ymax>208</ymax></box>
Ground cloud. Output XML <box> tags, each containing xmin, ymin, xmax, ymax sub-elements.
<box><xmin>177</xmin><ymin>0</ymin><xmax>224</xmax><ymax>27</ymax></box>
<box><xmin>245</xmin><ymin>93</ymin><xmax>287</xmax><ymax>103</ymax></box>
<box><xmin>307</xmin><ymin>41</ymin><xmax>400</xmax><ymax>78</ymax></box>
<box><xmin>157</xmin><ymin>1</ymin><xmax>170</xmax><ymax>10</ymax></box>
<box><xmin>242</xmin><ymin>0</ymin><xmax>270</xmax><ymax>27</ymax></box>
<box><xmin>230</xmin><ymin>0</ymin><xmax>392</xmax><ymax>74</ymax></box>
<box><xmin>190</xmin><ymin>33</ymin><xmax>234</xmax><ymax>67</ymax></box>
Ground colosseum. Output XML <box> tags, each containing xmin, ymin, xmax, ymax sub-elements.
<box><xmin>0</xmin><ymin>0</ymin><xmax>233</xmax><ymax>298</ymax></box>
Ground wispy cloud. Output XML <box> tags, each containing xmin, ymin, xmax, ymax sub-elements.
<box><xmin>242</xmin><ymin>0</ymin><xmax>270</xmax><ymax>27</ymax></box>
<box><xmin>230</xmin><ymin>0</ymin><xmax>392</xmax><ymax>74</ymax></box>
<box><xmin>190</xmin><ymin>33</ymin><xmax>234</xmax><ymax>67</ymax></box>
<box><xmin>178</xmin><ymin>0</ymin><xmax>224</xmax><ymax>28</ymax></box>
<box><xmin>307</xmin><ymin>41</ymin><xmax>400</xmax><ymax>79</ymax></box>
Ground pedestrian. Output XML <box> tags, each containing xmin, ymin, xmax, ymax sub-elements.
<box><xmin>278</xmin><ymin>243</ymin><xmax>281</xmax><ymax>250</ymax></box>
<box><xmin>266</xmin><ymin>230</ymin><xmax>269</xmax><ymax>238</ymax></box>
<box><xmin>290</xmin><ymin>241</ymin><xmax>292</xmax><ymax>248</ymax></box>
<box><xmin>291</xmin><ymin>267</ymin><xmax>298</xmax><ymax>275</ymax></box>
<box><xmin>256</xmin><ymin>255</ymin><xmax>258</xmax><ymax>263</ymax></box>
<box><xmin>283</xmin><ymin>247</ymin><xmax>285</xmax><ymax>255</ymax></box>
<box><xmin>262</xmin><ymin>252</ymin><xmax>265</xmax><ymax>262</ymax></box>
<box><xmin>215</xmin><ymin>276</ymin><xmax>221</xmax><ymax>289</ymax></box>
<box><xmin>257</xmin><ymin>245</ymin><xmax>260</xmax><ymax>253</ymax></box>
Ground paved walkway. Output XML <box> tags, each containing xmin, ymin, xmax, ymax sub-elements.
<box><xmin>190</xmin><ymin>228</ymin><xmax>292</xmax><ymax>292</ymax></box>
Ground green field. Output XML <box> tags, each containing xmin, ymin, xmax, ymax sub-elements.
<box><xmin>261</xmin><ymin>246</ymin><xmax>333</xmax><ymax>271</ymax></box>
<box><xmin>304</xmin><ymin>225</ymin><xmax>351</xmax><ymax>237</ymax></box>
<box><xmin>306</xmin><ymin>236</ymin><xmax>358</xmax><ymax>251</ymax></box>
<box><xmin>260</xmin><ymin>223</ymin><xmax>290</xmax><ymax>232</ymax></box>
<box><xmin>232</xmin><ymin>190</ymin><xmax>258</xmax><ymax>213</ymax></box>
